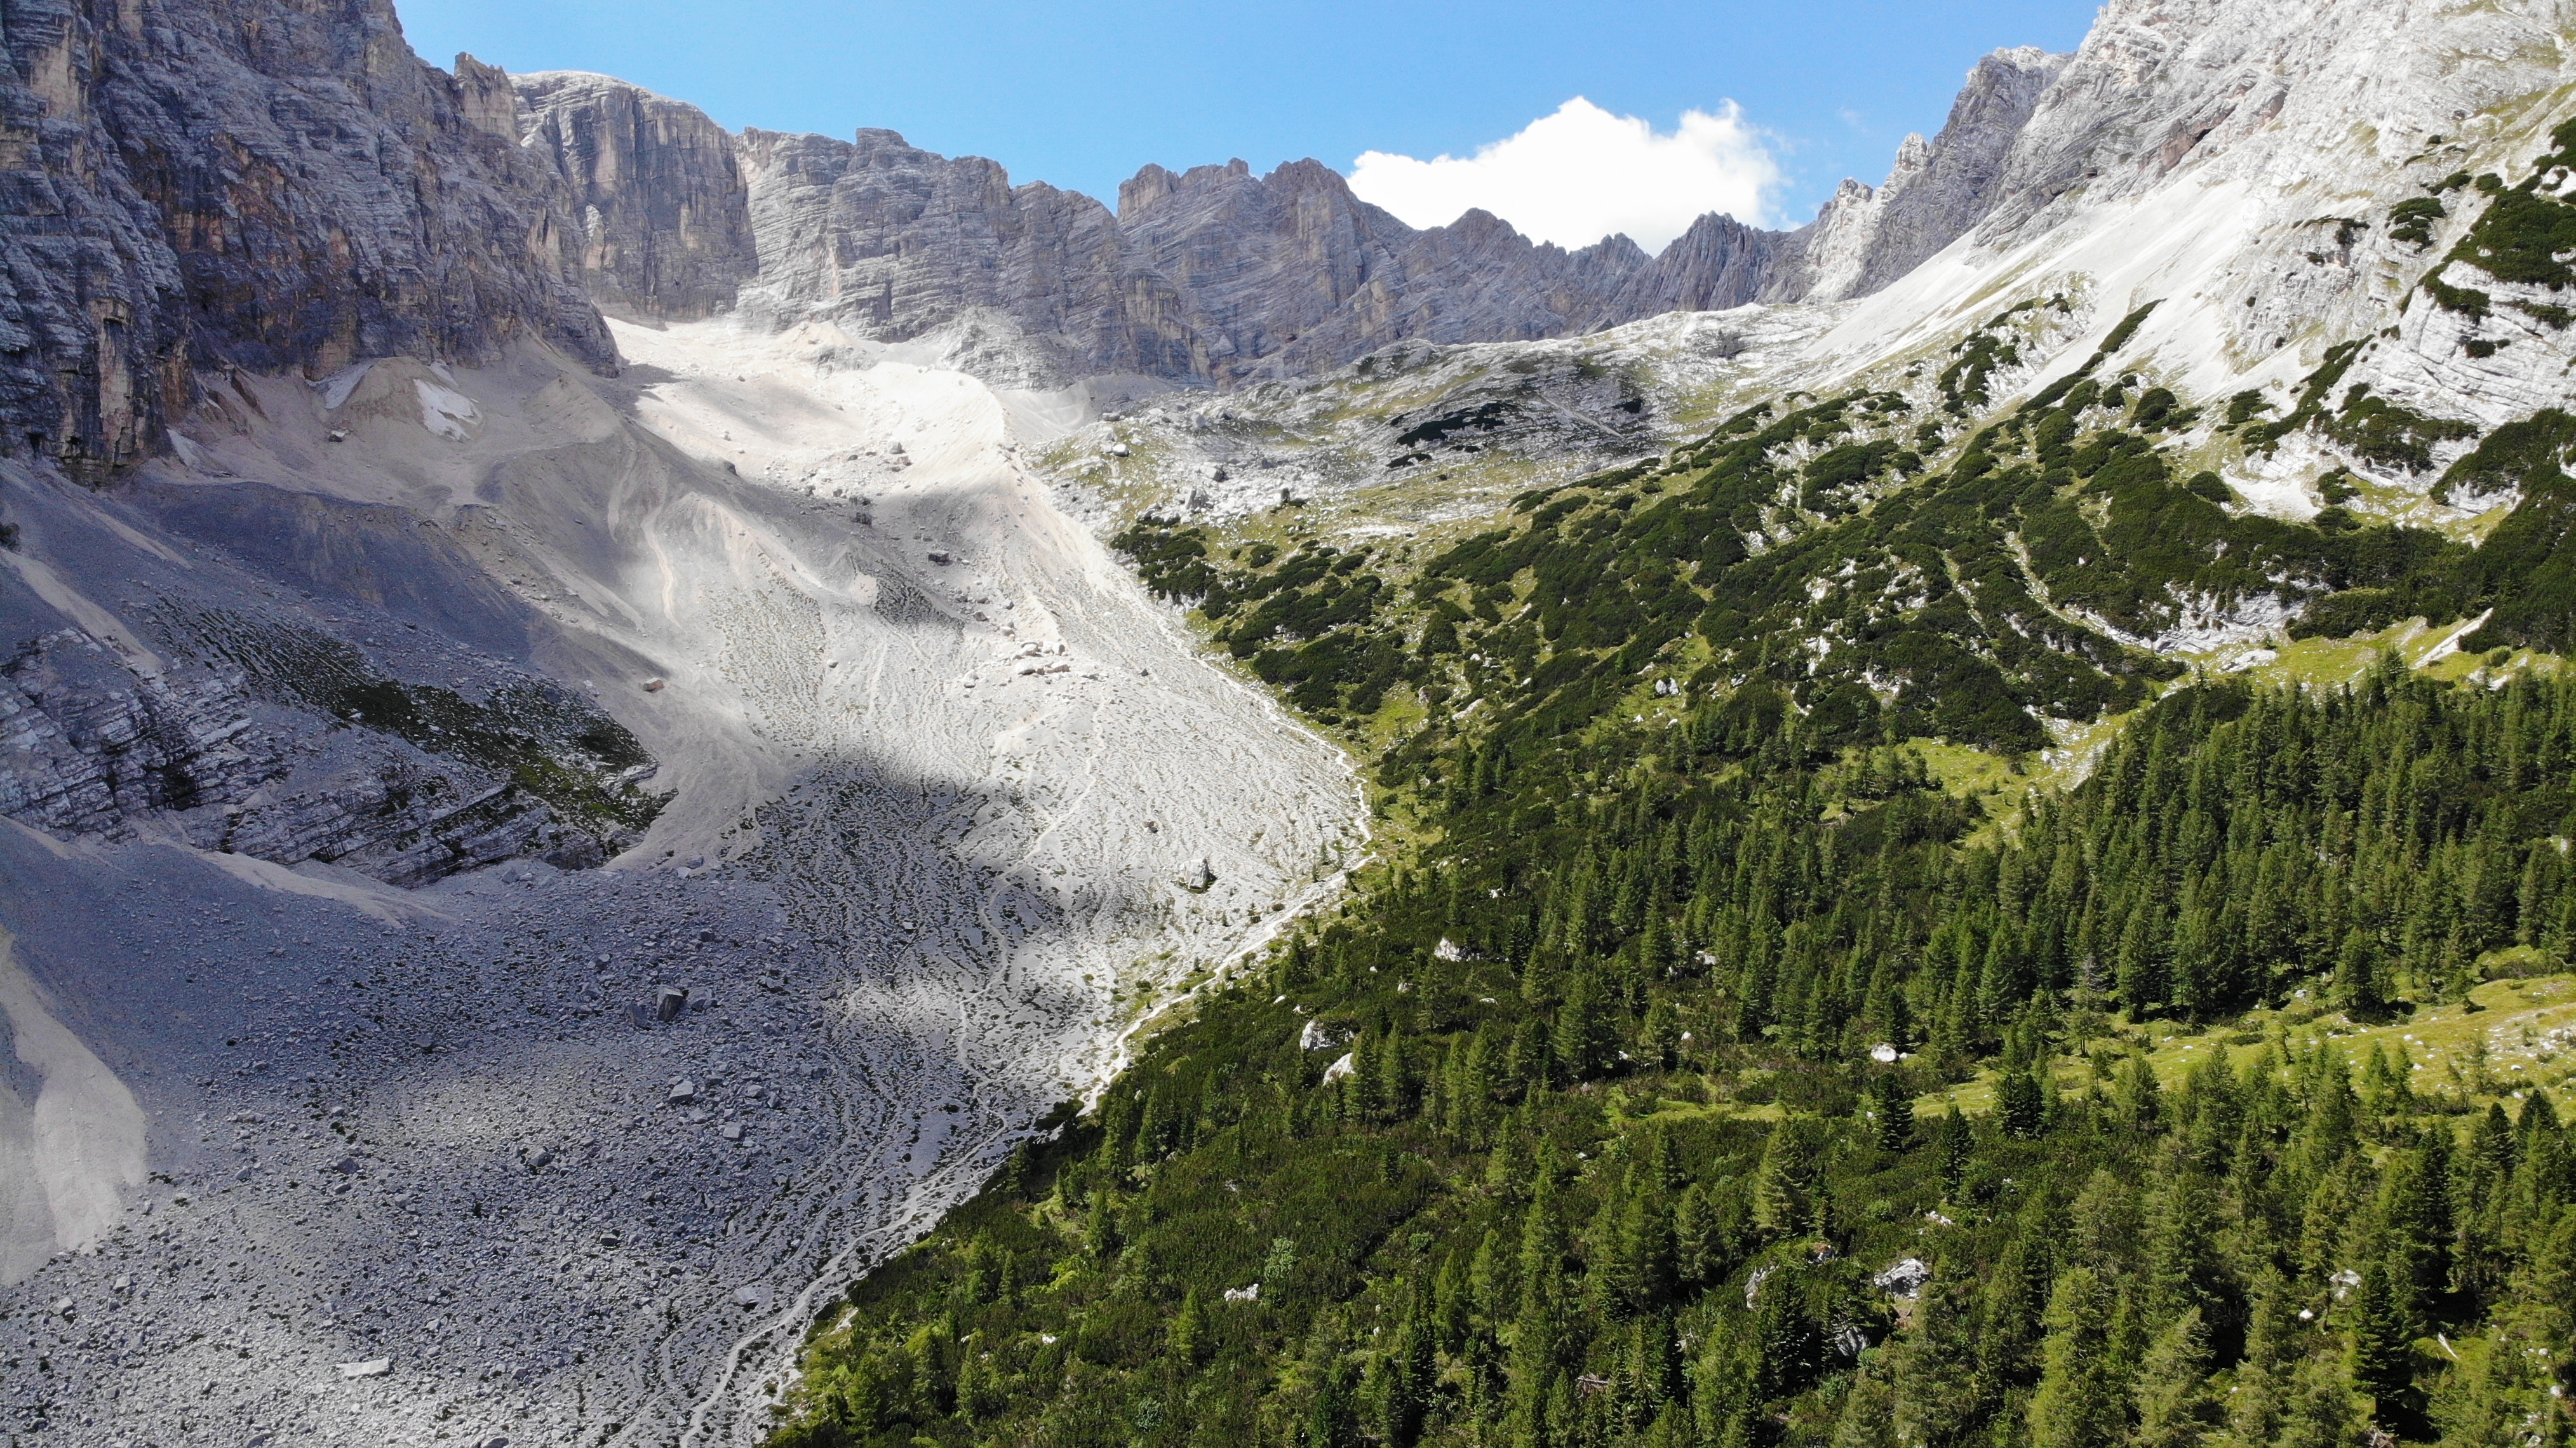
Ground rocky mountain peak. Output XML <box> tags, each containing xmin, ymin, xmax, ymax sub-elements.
<box><xmin>1781</xmin><ymin>42</ymin><xmax>2074</xmax><ymax>302</ymax></box>
<box><xmin>481</xmin><ymin>47</ymin><xmax>2076</xmax><ymax>391</ymax></box>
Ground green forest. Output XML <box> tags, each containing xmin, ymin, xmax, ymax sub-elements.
<box><xmin>768</xmin><ymin>210</ymin><xmax>2576</xmax><ymax>1448</ymax></box>
<box><xmin>765</xmin><ymin>658</ymin><xmax>2576</xmax><ymax>1448</ymax></box>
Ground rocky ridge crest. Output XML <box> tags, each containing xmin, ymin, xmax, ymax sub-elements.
<box><xmin>505</xmin><ymin>51</ymin><xmax>2074</xmax><ymax>389</ymax></box>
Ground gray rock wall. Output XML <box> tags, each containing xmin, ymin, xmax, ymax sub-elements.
<box><xmin>0</xmin><ymin>0</ymin><xmax>2078</xmax><ymax>475</ymax></box>
<box><xmin>0</xmin><ymin>0</ymin><xmax>617</xmax><ymax>480</ymax></box>
<box><xmin>509</xmin><ymin>51</ymin><xmax>2072</xmax><ymax>390</ymax></box>
<box><xmin>514</xmin><ymin>69</ymin><xmax>759</xmax><ymax>321</ymax></box>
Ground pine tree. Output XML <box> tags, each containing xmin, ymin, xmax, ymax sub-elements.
<box><xmin>2145</xmin><ymin>1170</ymin><xmax>2229</xmax><ymax>1335</ymax></box>
<box><xmin>1171</xmin><ymin>1287</ymin><xmax>1208</xmax><ymax>1369</ymax></box>
<box><xmin>1309</xmin><ymin>1358</ymin><xmax>1357</xmax><ymax>1448</ymax></box>
<box><xmin>2128</xmin><ymin>1308</ymin><xmax>2218</xmax><ymax>1448</ymax></box>
<box><xmin>1999</xmin><ymin>1057</ymin><xmax>2046</xmax><ymax>1141</ymax></box>
<box><xmin>1752</xmin><ymin>1121</ymin><xmax>1813</xmax><ymax>1238</ymax></box>
<box><xmin>2028</xmin><ymin>1268</ymin><xmax>2123</xmax><ymax>1448</ymax></box>
<box><xmin>1938</xmin><ymin>1106</ymin><xmax>1974</xmax><ymax>1200</ymax></box>
<box><xmin>1379</xmin><ymin>1310</ymin><xmax>1432</xmax><ymax>1448</ymax></box>
<box><xmin>1553</xmin><ymin>967</ymin><xmax>1616</xmax><ymax>1081</ymax></box>
<box><xmin>2277</xmin><ymin>1353</ymin><xmax>2363</xmax><ymax>1448</ymax></box>
<box><xmin>2382</xmin><ymin>1130</ymin><xmax>2453</xmax><ymax>1329</ymax></box>
<box><xmin>1871</xmin><ymin>1072</ymin><xmax>1917</xmax><ymax>1153</ymax></box>
<box><xmin>1830</xmin><ymin>1371</ymin><xmax>1898</xmax><ymax>1448</ymax></box>
<box><xmin>1674</xmin><ymin>1184</ymin><xmax>1720</xmax><ymax>1289</ymax></box>
<box><xmin>2229</xmin><ymin>1270</ymin><xmax>2297</xmax><ymax>1445</ymax></box>
<box><xmin>1890</xmin><ymin>1277</ymin><xmax>1982</xmax><ymax>1448</ymax></box>
<box><xmin>2114</xmin><ymin>1052</ymin><xmax>2164</xmax><ymax>1136</ymax></box>
<box><xmin>2335</xmin><ymin>926</ymin><xmax>2384</xmax><ymax>1017</ymax></box>
<box><xmin>2345</xmin><ymin>1257</ymin><xmax>2414</xmax><ymax>1426</ymax></box>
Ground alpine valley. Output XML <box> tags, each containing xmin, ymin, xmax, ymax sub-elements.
<box><xmin>3</xmin><ymin>3</ymin><xmax>2576</xmax><ymax>1448</ymax></box>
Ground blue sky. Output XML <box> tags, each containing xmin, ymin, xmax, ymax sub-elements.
<box><xmin>395</xmin><ymin>0</ymin><xmax>2100</xmax><ymax>250</ymax></box>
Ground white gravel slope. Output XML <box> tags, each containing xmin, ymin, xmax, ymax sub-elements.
<box><xmin>0</xmin><ymin>319</ymin><xmax>1360</xmax><ymax>1446</ymax></box>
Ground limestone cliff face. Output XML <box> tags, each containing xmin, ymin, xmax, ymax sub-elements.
<box><xmin>507</xmin><ymin>52</ymin><xmax>2072</xmax><ymax>389</ymax></box>
<box><xmin>1600</xmin><ymin>211</ymin><xmax>1797</xmax><ymax>318</ymax></box>
<box><xmin>718</xmin><ymin>128</ymin><xmax>1667</xmax><ymax>387</ymax></box>
<box><xmin>729</xmin><ymin>125</ymin><xmax>1153</xmax><ymax>383</ymax></box>
<box><xmin>1108</xmin><ymin>159</ymin><xmax>1653</xmax><ymax>385</ymax></box>
<box><xmin>0</xmin><ymin>0</ymin><xmax>617</xmax><ymax>479</ymax></box>
<box><xmin>514</xmin><ymin>70</ymin><xmax>760</xmax><ymax>321</ymax></box>
<box><xmin>0</xmin><ymin>0</ymin><xmax>2075</xmax><ymax>457</ymax></box>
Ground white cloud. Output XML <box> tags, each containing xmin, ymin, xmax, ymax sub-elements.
<box><xmin>1347</xmin><ymin>97</ymin><xmax>1781</xmax><ymax>254</ymax></box>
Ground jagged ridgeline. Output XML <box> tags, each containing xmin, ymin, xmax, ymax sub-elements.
<box><xmin>772</xmin><ymin>305</ymin><xmax>2576</xmax><ymax>1445</ymax></box>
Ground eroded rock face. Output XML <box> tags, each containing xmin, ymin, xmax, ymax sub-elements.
<box><xmin>0</xmin><ymin>631</ymin><xmax>270</xmax><ymax>835</ymax></box>
<box><xmin>506</xmin><ymin>53</ymin><xmax>2070</xmax><ymax>389</ymax></box>
<box><xmin>731</xmin><ymin>126</ymin><xmax>1145</xmax><ymax>384</ymax></box>
<box><xmin>0</xmin><ymin>1</ymin><xmax>2084</xmax><ymax>473</ymax></box>
<box><xmin>514</xmin><ymin>69</ymin><xmax>760</xmax><ymax>321</ymax></box>
<box><xmin>0</xmin><ymin>0</ymin><xmax>615</xmax><ymax>479</ymax></box>
<box><xmin>0</xmin><ymin>626</ymin><xmax>610</xmax><ymax>887</ymax></box>
<box><xmin>1788</xmin><ymin>46</ymin><xmax>2074</xmax><ymax>301</ymax></box>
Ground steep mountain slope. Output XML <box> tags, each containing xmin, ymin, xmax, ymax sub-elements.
<box><xmin>0</xmin><ymin>317</ymin><xmax>1358</xmax><ymax>1444</ymax></box>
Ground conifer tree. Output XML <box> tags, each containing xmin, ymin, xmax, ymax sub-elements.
<box><xmin>1938</xmin><ymin>1107</ymin><xmax>1974</xmax><ymax>1200</ymax></box>
<box><xmin>2128</xmin><ymin>1308</ymin><xmax>2218</xmax><ymax>1448</ymax></box>
<box><xmin>2029</xmin><ymin>1268</ymin><xmax>2123</xmax><ymax>1448</ymax></box>
<box><xmin>1830</xmin><ymin>1371</ymin><xmax>1898</xmax><ymax>1448</ymax></box>
<box><xmin>2345</xmin><ymin>1258</ymin><xmax>2414</xmax><ymax>1426</ymax></box>
<box><xmin>1891</xmin><ymin>1277</ymin><xmax>1982</xmax><ymax>1448</ymax></box>
<box><xmin>1752</xmin><ymin>1120</ymin><xmax>1813</xmax><ymax>1238</ymax></box>
<box><xmin>1308</xmin><ymin>1358</ymin><xmax>1357</xmax><ymax>1448</ymax></box>
<box><xmin>1171</xmin><ymin>1287</ymin><xmax>1207</xmax><ymax>1369</ymax></box>
<box><xmin>1870</xmin><ymin>1072</ymin><xmax>1917</xmax><ymax>1153</ymax></box>
<box><xmin>2277</xmin><ymin>1354</ymin><xmax>2363</xmax><ymax>1448</ymax></box>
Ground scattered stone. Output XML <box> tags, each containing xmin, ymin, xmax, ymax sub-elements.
<box><xmin>1872</xmin><ymin>1257</ymin><xmax>1931</xmax><ymax>1298</ymax></box>
<box><xmin>657</xmin><ymin>986</ymin><xmax>690</xmax><ymax>1022</ymax></box>
<box><xmin>730</xmin><ymin>1283</ymin><xmax>772</xmax><ymax>1310</ymax></box>
<box><xmin>336</xmin><ymin>1358</ymin><xmax>391</xmax><ymax>1379</ymax></box>
<box><xmin>667</xmin><ymin>1079</ymin><xmax>699</xmax><ymax>1106</ymax></box>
